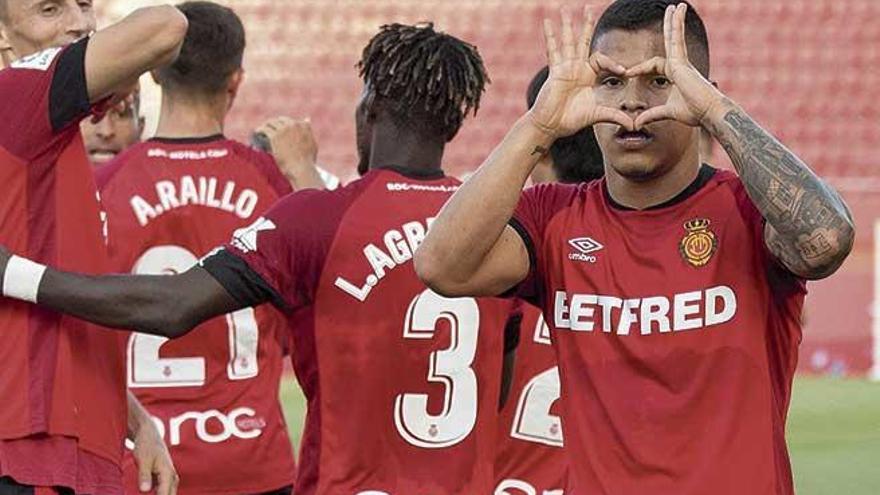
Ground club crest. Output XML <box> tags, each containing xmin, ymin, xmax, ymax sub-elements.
<box><xmin>679</xmin><ymin>218</ymin><xmax>717</xmax><ymax>267</ymax></box>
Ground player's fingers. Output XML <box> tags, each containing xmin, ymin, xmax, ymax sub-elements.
<box><xmin>138</xmin><ymin>457</ymin><xmax>153</xmax><ymax>492</ymax></box>
<box><xmin>634</xmin><ymin>104</ymin><xmax>675</xmax><ymax>129</ymax></box>
<box><xmin>543</xmin><ymin>18</ymin><xmax>561</xmax><ymax>67</ymax></box>
<box><xmin>625</xmin><ymin>57</ymin><xmax>667</xmax><ymax>78</ymax></box>
<box><xmin>155</xmin><ymin>465</ymin><xmax>178</xmax><ymax>495</ymax></box>
<box><xmin>663</xmin><ymin>5</ymin><xmax>674</xmax><ymax>60</ymax></box>
<box><xmin>576</xmin><ymin>4</ymin><xmax>594</xmax><ymax>63</ymax></box>
<box><xmin>560</xmin><ymin>6</ymin><xmax>576</xmax><ymax>61</ymax></box>
<box><xmin>594</xmin><ymin>106</ymin><xmax>635</xmax><ymax>131</ymax></box>
<box><xmin>673</xmin><ymin>3</ymin><xmax>689</xmax><ymax>61</ymax></box>
<box><xmin>589</xmin><ymin>52</ymin><xmax>627</xmax><ymax>76</ymax></box>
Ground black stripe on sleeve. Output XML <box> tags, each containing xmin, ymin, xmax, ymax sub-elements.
<box><xmin>508</xmin><ymin>217</ymin><xmax>537</xmax><ymax>273</ymax></box>
<box><xmin>200</xmin><ymin>249</ymin><xmax>291</xmax><ymax>313</ymax></box>
<box><xmin>50</xmin><ymin>37</ymin><xmax>91</xmax><ymax>132</ymax></box>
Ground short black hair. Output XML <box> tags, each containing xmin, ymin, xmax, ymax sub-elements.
<box><xmin>526</xmin><ymin>67</ymin><xmax>604</xmax><ymax>183</ymax></box>
<box><xmin>154</xmin><ymin>1</ymin><xmax>245</xmax><ymax>94</ymax></box>
<box><xmin>358</xmin><ymin>23</ymin><xmax>489</xmax><ymax>142</ymax></box>
<box><xmin>591</xmin><ymin>0</ymin><xmax>710</xmax><ymax>78</ymax></box>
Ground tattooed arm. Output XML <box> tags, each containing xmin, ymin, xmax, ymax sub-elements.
<box><xmin>704</xmin><ymin>102</ymin><xmax>854</xmax><ymax>279</ymax></box>
<box><xmin>630</xmin><ymin>4</ymin><xmax>854</xmax><ymax>280</ymax></box>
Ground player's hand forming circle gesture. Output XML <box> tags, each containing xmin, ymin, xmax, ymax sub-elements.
<box><xmin>627</xmin><ymin>3</ymin><xmax>726</xmax><ymax>129</ymax></box>
<box><xmin>528</xmin><ymin>5</ymin><xmax>635</xmax><ymax>138</ymax></box>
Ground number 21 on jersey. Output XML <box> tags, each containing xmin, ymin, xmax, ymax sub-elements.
<box><xmin>127</xmin><ymin>245</ymin><xmax>260</xmax><ymax>388</ymax></box>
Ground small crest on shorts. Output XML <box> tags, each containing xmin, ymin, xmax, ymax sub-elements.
<box><xmin>679</xmin><ymin>218</ymin><xmax>717</xmax><ymax>267</ymax></box>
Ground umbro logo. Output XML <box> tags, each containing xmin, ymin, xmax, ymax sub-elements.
<box><xmin>568</xmin><ymin>237</ymin><xmax>603</xmax><ymax>263</ymax></box>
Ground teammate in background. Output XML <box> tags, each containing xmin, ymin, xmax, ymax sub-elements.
<box><xmin>417</xmin><ymin>2</ymin><xmax>854</xmax><ymax>494</ymax></box>
<box><xmin>251</xmin><ymin>117</ymin><xmax>340</xmax><ymax>190</ymax></box>
<box><xmin>0</xmin><ymin>1</ymin><xmax>187</xmax><ymax>493</ymax></box>
<box><xmin>0</xmin><ymin>22</ymin><xmax>516</xmax><ymax>494</ymax></box>
<box><xmin>82</xmin><ymin>87</ymin><xmax>145</xmax><ymax>166</ymax></box>
<box><xmin>524</xmin><ymin>66</ymin><xmax>604</xmax><ymax>186</ymax></box>
<box><xmin>93</xmin><ymin>3</ymin><xmax>306</xmax><ymax>494</ymax></box>
<box><xmin>495</xmin><ymin>66</ymin><xmax>605</xmax><ymax>495</ymax></box>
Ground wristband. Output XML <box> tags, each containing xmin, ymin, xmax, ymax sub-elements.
<box><xmin>2</xmin><ymin>255</ymin><xmax>47</xmax><ymax>303</ymax></box>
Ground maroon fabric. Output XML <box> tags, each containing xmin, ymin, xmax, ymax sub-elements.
<box><xmin>511</xmin><ymin>170</ymin><xmax>805</xmax><ymax>495</ymax></box>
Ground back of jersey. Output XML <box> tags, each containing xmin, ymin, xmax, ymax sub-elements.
<box><xmin>96</xmin><ymin>136</ymin><xmax>296</xmax><ymax>495</ymax></box>
<box><xmin>495</xmin><ymin>302</ymin><xmax>566</xmax><ymax>495</ymax></box>
<box><xmin>310</xmin><ymin>169</ymin><xmax>511</xmax><ymax>494</ymax></box>
<box><xmin>210</xmin><ymin>168</ymin><xmax>512</xmax><ymax>494</ymax></box>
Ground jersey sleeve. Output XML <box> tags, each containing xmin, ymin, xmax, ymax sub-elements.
<box><xmin>0</xmin><ymin>38</ymin><xmax>92</xmax><ymax>161</ymax></box>
<box><xmin>508</xmin><ymin>183</ymin><xmax>578</xmax><ymax>304</ymax></box>
<box><xmin>200</xmin><ymin>188</ymin><xmax>338</xmax><ymax>313</ymax></box>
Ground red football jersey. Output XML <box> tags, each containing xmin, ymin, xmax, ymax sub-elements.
<box><xmin>202</xmin><ymin>168</ymin><xmax>514</xmax><ymax>494</ymax></box>
<box><xmin>495</xmin><ymin>302</ymin><xmax>565</xmax><ymax>495</ymax></box>
<box><xmin>95</xmin><ymin>136</ymin><xmax>296</xmax><ymax>495</ymax></box>
<box><xmin>0</xmin><ymin>39</ymin><xmax>125</xmax><ymax>469</ymax></box>
<box><xmin>510</xmin><ymin>166</ymin><xmax>805</xmax><ymax>495</ymax></box>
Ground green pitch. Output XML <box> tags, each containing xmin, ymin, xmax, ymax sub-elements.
<box><xmin>280</xmin><ymin>376</ymin><xmax>880</xmax><ymax>494</ymax></box>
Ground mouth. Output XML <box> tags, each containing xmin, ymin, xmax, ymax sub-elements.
<box><xmin>88</xmin><ymin>149</ymin><xmax>119</xmax><ymax>163</ymax></box>
<box><xmin>614</xmin><ymin>129</ymin><xmax>654</xmax><ymax>150</ymax></box>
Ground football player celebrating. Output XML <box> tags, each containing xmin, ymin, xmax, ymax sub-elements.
<box><xmin>82</xmin><ymin>87</ymin><xmax>144</xmax><ymax>167</ymax></box>
<box><xmin>416</xmin><ymin>2</ymin><xmax>854</xmax><ymax>495</ymax></box>
<box><xmin>93</xmin><ymin>3</ymin><xmax>309</xmax><ymax>494</ymax></box>
<box><xmin>0</xmin><ymin>1</ymin><xmax>186</xmax><ymax>493</ymax></box>
<box><xmin>494</xmin><ymin>65</ymin><xmax>605</xmax><ymax>495</ymax></box>
<box><xmin>0</xmin><ymin>22</ymin><xmax>515</xmax><ymax>495</ymax></box>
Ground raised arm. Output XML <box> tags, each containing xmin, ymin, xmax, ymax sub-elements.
<box><xmin>632</xmin><ymin>4</ymin><xmax>854</xmax><ymax>280</ymax></box>
<box><xmin>416</xmin><ymin>6</ymin><xmax>633</xmax><ymax>297</ymax></box>
<box><xmin>0</xmin><ymin>246</ymin><xmax>243</xmax><ymax>338</ymax></box>
<box><xmin>85</xmin><ymin>5</ymin><xmax>188</xmax><ymax>102</ymax></box>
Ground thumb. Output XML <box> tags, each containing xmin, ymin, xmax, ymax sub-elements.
<box><xmin>138</xmin><ymin>455</ymin><xmax>154</xmax><ymax>492</ymax></box>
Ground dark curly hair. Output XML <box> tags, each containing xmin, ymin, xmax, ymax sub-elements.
<box><xmin>357</xmin><ymin>23</ymin><xmax>489</xmax><ymax>141</ymax></box>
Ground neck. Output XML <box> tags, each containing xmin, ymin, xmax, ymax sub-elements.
<box><xmin>153</xmin><ymin>92</ymin><xmax>226</xmax><ymax>139</ymax></box>
<box><xmin>368</xmin><ymin>120</ymin><xmax>445</xmax><ymax>175</ymax></box>
<box><xmin>605</xmin><ymin>141</ymin><xmax>702</xmax><ymax>210</ymax></box>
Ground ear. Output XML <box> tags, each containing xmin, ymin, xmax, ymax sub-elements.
<box><xmin>227</xmin><ymin>68</ymin><xmax>244</xmax><ymax>104</ymax></box>
<box><xmin>0</xmin><ymin>23</ymin><xmax>14</xmax><ymax>56</ymax></box>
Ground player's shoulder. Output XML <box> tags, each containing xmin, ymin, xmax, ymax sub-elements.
<box><xmin>263</xmin><ymin>174</ymin><xmax>371</xmax><ymax>230</ymax></box>
<box><xmin>94</xmin><ymin>141</ymin><xmax>153</xmax><ymax>190</ymax></box>
<box><xmin>224</xmin><ymin>139</ymin><xmax>293</xmax><ymax>196</ymax></box>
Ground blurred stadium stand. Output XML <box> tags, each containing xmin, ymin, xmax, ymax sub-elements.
<box><xmin>96</xmin><ymin>0</ymin><xmax>880</xmax><ymax>377</ymax></box>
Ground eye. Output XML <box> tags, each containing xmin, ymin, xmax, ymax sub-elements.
<box><xmin>41</xmin><ymin>3</ymin><xmax>60</xmax><ymax>16</ymax></box>
<box><xmin>651</xmin><ymin>76</ymin><xmax>672</xmax><ymax>89</ymax></box>
<box><xmin>601</xmin><ymin>76</ymin><xmax>624</xmax><ymax>88</ymax></box>
<box><xmin>78</xmin><ymin>0</ymin><xmax>93</xmax><ymax>10</ymax></box>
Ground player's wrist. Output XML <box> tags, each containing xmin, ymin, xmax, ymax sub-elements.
<box><xmin>700</xmin><ymin>95</ymin><xmax>736</xmax><ymax>131</ymax></box>
<box><xmin>2</xmin><ymin>255</ymin><xmax>47</xmax><ymax>303</ymax></box>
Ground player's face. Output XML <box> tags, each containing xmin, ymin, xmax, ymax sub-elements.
<box><xmin>591</xmin><ymin>28</ymin><xmax>698</xmax><ymax>181</ymax></box>
<box><xmin>0</xmin><ymin>0</ymin><xmax>95</xmax><ymax>58</ymax></box>
<box><xmin>81</xmin><ymin>97</ymin><xmax>142</xmax><ymax>165</ymax></box>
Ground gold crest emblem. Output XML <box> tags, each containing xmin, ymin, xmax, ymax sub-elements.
<box><xmin>680</xmin><ymin>218</ymin><xmax>717</xmax><ymax>267</ymax></box>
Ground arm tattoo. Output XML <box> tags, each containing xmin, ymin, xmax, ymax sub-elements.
<box><xmin>531</xmin><ymin>145</ymin><xmax>549</xmax><ymax>156</ymax></box>
<box><xmin>710</xmin><ymin>106</ymin><xmax>854</xmax><ymax>279</ymax></box>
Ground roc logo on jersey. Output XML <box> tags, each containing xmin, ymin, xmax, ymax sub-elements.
<box><xmin>679</xmin><ymin>218</ymin><xmax>717</xmax><ymax>267</ymax></box>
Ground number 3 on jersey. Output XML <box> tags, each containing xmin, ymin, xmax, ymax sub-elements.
<box><xmin>395</xmin><ymin>289</ymin><xmax>479</xmax><ymax>449</ymax></box>
<box><xmin>127</xmin><ymin>245</ymin><xmax>259</xmax><ymax>388</ymax></box>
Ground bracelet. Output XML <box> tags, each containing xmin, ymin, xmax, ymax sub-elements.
<box><xmin>3</xmin><ymin>255</ymin><xmax>47</xmax><ymax>303</ymax></box>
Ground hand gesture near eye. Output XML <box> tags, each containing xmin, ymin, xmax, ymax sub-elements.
<box><xmin>528</xmin><ymin>5</ymin><xmax>636</xmax><ymax>138</ymax></box>
<box><xmin>626</xmin><ymin>3</ymin><xmax>726</xmax><ymax>129</ymax></box>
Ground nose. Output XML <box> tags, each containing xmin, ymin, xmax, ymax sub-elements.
<box><xmin>619</xmin><ymin>81</ymin><xmax>648</xmax><ymax>118</ymax></box>
<box><xmin>95</xmin><ymin>118</ymin><xmax>115</xmax><ymax>139</ymax></box>
<box><xmin>65</xmin><ymin>4</ymin><xmax>94</xmax><ymax>40</ymax></box>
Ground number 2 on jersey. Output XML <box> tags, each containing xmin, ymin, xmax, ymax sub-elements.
<box><xmin>127</xmin><ymin>245</ymin><xmax>259</xmax><ymax>388</ymax></box>
<box><xmin>395</xmin><ymin>289</ymin><xmax>479</xmax><ymax>449</ymax></box>
<box><xmin>511</xmin><ymin>316</ymin><xmax>563</xmax><ymax>447</ymax></box>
